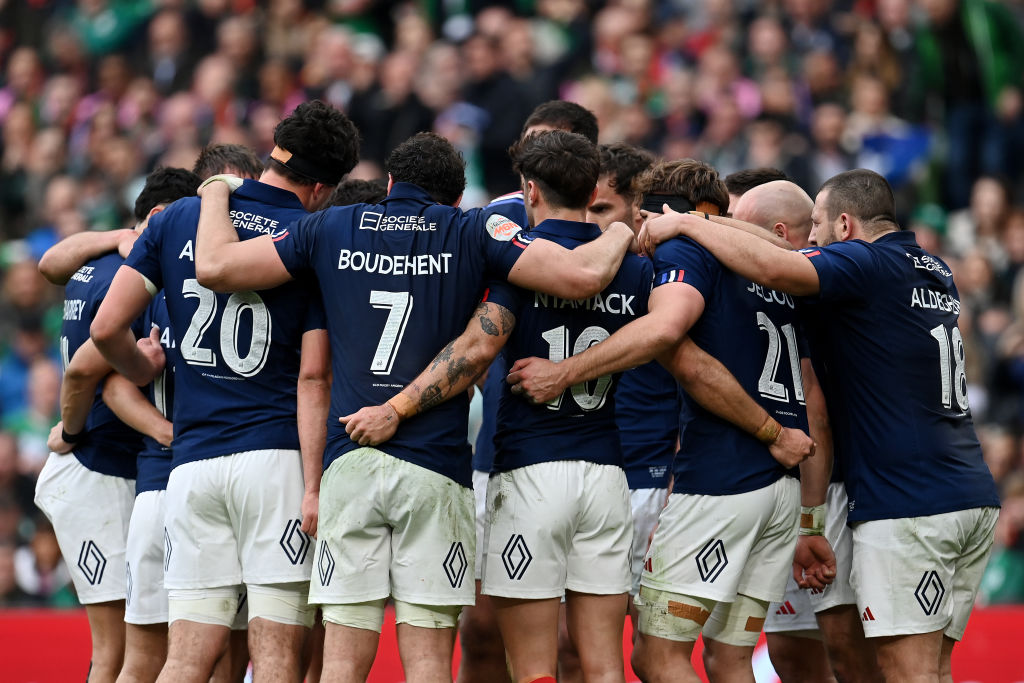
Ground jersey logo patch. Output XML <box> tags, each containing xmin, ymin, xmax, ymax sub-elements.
<box><xmin>318</xmin><ymin>542</ymin><xmax>335</xmax><ymax>586</ymax></box>
<box><xmin>800</xmin><ymin>249</ymin><xmax>821</xmax><ymax>258</ymax></box>
<box><xmin>486</xmin><ymin>214</ymin><xmax>522</xmax><ymax>241</ymax></box>
<box><xmin>359</xmin><ymin>211</ymin><xmax>383</xmax><ymax>231</ymax></box>
<box><xmin>77</xmin><ymin>540</ymin><xmax>108</xmax><ymax>586</ymax></box>
<box><xmin>502</xmin><ymin>534</ymin><xmax>533</xmax><ymax>580</ymax></box>
<box><xmin>443</xmin><ymin>542</ymin><xmax>468</xmax><ymax>589</ymax></box>
<box><xmin>695</xmin><ymin>538</ymin><xmax>728</xmax><ymax>583</ymax></box>
<box><xmin>279</xmin><ymin>519</ymin><xmax>312</xmax><ymax>565</ymax></box>
<box><xmin>914</xmin><ymin>571</ymin><xmax>945</xmax><ymax>615</ymax></box>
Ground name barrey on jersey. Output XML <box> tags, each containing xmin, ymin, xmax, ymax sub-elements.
<box><xmin>533</xmin><ymin>291</ymin><xmax>636</xmax><ymax>315</ymax></box>
<box><xmin>64</xmin><ymin>299</ymin><xmax>86</xmax><ymax>321</ymax></box>
<box><xmin>70</xmin><ymin>266</ymin><xmax>95</xmax><ymax>283</ymax></box>
<box><xmin>910</xmin><ymin>287</ymin><xmax>960</xmax><ymax>314</ymax></box>
<box><xmin>337</xmin><ymin>249</ymin><xmax>452</xmax><ymax>275</ymax></box>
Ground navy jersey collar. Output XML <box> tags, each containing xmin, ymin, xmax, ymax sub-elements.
<box><xmin>235</xmin><ymin>179</ymin><xmax>306</xmax><ymax>210</ymax></box>
<box><xmin>384</xmin><ymin>182</ymin><xmax>438</xmax><ymax>205</ymax></box>
<box><xmin>874</xmin><ymin>230</ymin><xmax>918</xmax><ymax>247</ymax></box>
<box><xmin>532</xmin><ymin>218</ymin><xmax>602</xmax><ymax>242</ymax></box>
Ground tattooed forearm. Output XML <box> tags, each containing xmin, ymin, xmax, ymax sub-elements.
<box><xmin>446</xmin><ymin>355</ymin><xmax>473</xmax><ymax>388</ymax></box>
<box><xmin>419</xmin><ymin>383</ymin><xmax>444</xmax><ymax>412</ymax></box>
<box><xmin>429</xmin><ymin>342</ymin><xmax>455</xmax><ymax>371</ymax></box>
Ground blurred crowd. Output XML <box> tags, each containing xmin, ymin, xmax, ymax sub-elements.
<box><xmin>1</xmin><ymin>0</ymin><xmax>1024</xmax><ymax>608</ymax></box>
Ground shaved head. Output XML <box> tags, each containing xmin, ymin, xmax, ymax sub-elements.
<box><xmin>732</xmin><ymin>180</ymin><xmax>814</xmax><ymax>248</ymax></box>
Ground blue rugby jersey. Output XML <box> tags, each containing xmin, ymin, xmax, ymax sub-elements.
<box><xmin>272</xmin><ymin>182</ymin><xmax>531</xmax><ymax>487</ymax></box>
<box><xmin>126</xmin><ymin>180</ymin><xmax>326</xmax><ymax>469</ymax></box>
<box><xmin>616</xmin><ymin>360</ymin><xmax>678</xmax><ymax>490</ymax></box>
<box><xmin>135</xmin><ymin>293</ymin><xmax>175</xmax><ymax>494</ymax></box>
<box><xmin>61</xmin><ymin>252</ymin><xmax>142</xmax><ymax>479</ymax></box>
<box><xmin>799</xmin><ymin>232</ymin><xmax>999</xmax><ymax>522</ymax></box>
<box><xmin>486</xmin><ymin>219</ymin><xmax>653</xmax><ymax>472</ymax></box>
<box><xmin>653</xmin><ymin>237</ymin><xmax>809</xmax><ymax>496</ymax></box>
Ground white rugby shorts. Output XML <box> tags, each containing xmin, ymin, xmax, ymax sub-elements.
<box><xmin>630</xmin><ymin>487</ymin><xmax>668</xmax><ymax>595</ymax></box>
<box><xmin>850</xmin><ymin>506</ymin><xmax>998</xmax><ymax>640</ymax></box>
<box><xmin>473</xmin><ymin>469</ymin><xmax>489</xmax><ymax>581</ymax></box>
<box><xmin>310</xmin><ymin>447</ymin><xmax>476</xmax><ymax>607</ymax></box>
<box><xmin>163</xmin><ymin>449</ymin><xmax>312</xmax><ymax>590</ymax></box>
<box><xmin>641</xmin><ymin>476</ymin><xmax>800</xmax><ymax>604</ymax></box>
<box><xmin>34</xmin><ymin>452</ymin><xmax>135</xmax><ymax>604</ymax></box>
<box><xmin>481</xmin><ymin>460</ymin><xmax>633</xmax><ymax>599</ymax></box>
<box><xmin>125</xmin><ymin>490</ymin><xmax>168</xmax><ymax>624</ymax></box>
<box><xmin>765</xmin><ymin>482</ymin><xmax>857</xmax><ymax>633</ymax></box>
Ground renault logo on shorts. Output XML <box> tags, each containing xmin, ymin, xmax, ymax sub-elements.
<box><xmin>77</xmin><ymin>540</ymin><xmax>107</xmax><ymax>586</ymax></box>
<box><xmin>695</xmin><ymin>538</ymin><xmax>728</xmax><ymax>583</ymax></box>
<box><xmin>915</xmin><ymin>570</ymin><xmax>945</xmax><ymax>615</ymax></box>
<box><xmin>318</xmin><ymin>542</ymin><xmax>335</xmax><ymax>587</ymax></box>
<box><xmin>279</xmin><ymin>519</ymin><xmax>311</xmax><ymax>565</ymax></box>
<box><xmin>443</xmin><ymin>542</ymin><xmax>468</xmax><ymax>589</ymax></box>
<box><xmin>502</xmin><ymin>534</ymin><xmax>532</xmax><ymax>580</ymax></box>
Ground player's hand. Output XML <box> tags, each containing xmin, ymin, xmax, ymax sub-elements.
<box><xmin>642</xmin><ymin>205</ymin><xmax>689</xmax><ymax>248</ymax></box>
<box><xmin>300</xmin><ymin>489</ymin><xmax>319</xmax><ymax>538</ymax></box>
<box><xmin>339</xmin><ymin>402</ymin><xmax>400</xmax><ymax>446</ymax></box>
<box><xmin>769</xmin><ymin>427</ymin><xmax>815</xmax><ymax>468</ymax></box>
<box><xmin>47</xmin><ymin>422</ymin><xmax>74</xmax><ymax>455</ymax></box>
<box><xmin>793</xmin><ymin>535</ymin><xmax>836</xmax><ymax>590</ymax></box>
<box><xmin>136</xmin><ymin>326</ymin><xmax>166</xmax><ymax>384</ymax></box>
<box><xmin>155</xmin><ymin>420</ymin><xmax>173</xmax><ymax>448</ymax></box>
<box><xmin>197</xmin><ymin>174</ymin><xmax>244</xmax><ymax>196</ymax></box>
<box><xmin>507</xmin><ymin>357</ymin><xmax>570</xmax><ymax>404</ymax></box>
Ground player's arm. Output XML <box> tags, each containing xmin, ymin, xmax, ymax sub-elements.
<box><xmin>507</xmin><ymin>221</ymin><xmax>634</xmax><ymax>299</ymax></box>
<box><xmin>645</xmin><ymin>209</ymin><xmax>820</xmax><ymax>295</ymax></box>
<box><xmin>507</xmin><ymin>282</ymin><xmax>703</xmax><ymax>403</ymax></box>
<box><xmin>793</xmin><ymin>359</ymin><xmax>837</xmax><ymax>590</ymax></box>
<box><xmin>341</xmin><ymin>301</ymin><xmax>516</xmax><ymax>446</ymax></box>
<box><xmin>101</xmin><ymin>374</ymin><xmax>173</xmax><ymax>447</ymax></box>
<box><xmin>91</xmin><ymin>266</ymin><xmax>164</xmax><ymax>386</ymax></box>
<box><xmin>297</xmin><ymin>328</ymin><xmax>330</xmax><ymax>538</ymax></box>
<box><xmin>641</xmin><ymin>211</ymin><xmax>793</xmax><ymax>253</ymax></box>
<box><xmin>662</xmin><ymin>339</ymin><xmax>815</xmax><ymax>468</ymax></box>
<box><xmin>38</xmin><ymin>229</ymin><xmax>137</xmax><ymax>285</ymax></box>
<box><xmin>47</xmin><ymin>339</ymin><xmax>115</xmax><ymax>453</ymax></box>
<box><xmin>194</xmin><ymin>179</ymin><xmax>293</xmax><ymax>292</ymax></box>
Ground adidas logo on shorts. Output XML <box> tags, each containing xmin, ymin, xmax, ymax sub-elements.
<box><xmin>775</xmin><ymin>601</ymin><xmax>796</xmax><ymax>616</ymax></box>
<box><xmin>862</xmin><ymin>606</ymin><xmax>876</xmax><ymax>622</ymax></box>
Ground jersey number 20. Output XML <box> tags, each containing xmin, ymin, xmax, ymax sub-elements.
<box><xmin>180</xmin><ymin>279</ymin><xmax>271</xmax><ymax>377</ymax></box>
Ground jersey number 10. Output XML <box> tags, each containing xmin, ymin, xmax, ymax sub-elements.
<box><xmin>541</xmin><ymin>325</ymin><xmax>613</xmax><ymax>412</ymax></box>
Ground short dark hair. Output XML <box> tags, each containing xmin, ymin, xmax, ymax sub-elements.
<box><xmin>270</xmin><ymin>100</ymin><xmax>360</xmax><ymax>187</ymax></box>
<box><xmin>635</xmin><ymin>159</ymin><xmax>729</xmax><ymax>214</ymax></box>
<box><xmin>386</xmin><ymin>132</ymin><xmax>466</xmax><ymax>205</ymax></box>
<box><xmin>510</xmin><ymin>130</ymin><xmax>600</xmax><ymax>210</ymax></box>
<box><xmin>724</xmin><ymin>167</ymin><xmax>789</xmax><ymax>196</ymax></box>
<box><xmin>599</xmin><ymin>143</ymin><xmax>655</xmax><ymax>206</ymax></box>
<box><xmin>819</xmin><ymin>169</ymin><xmax>899</xmax><ymax>231</ymax></box>
<box><xmin>329</xmin><ymin>178</ymin><xmax>388</xmax><ymax>206</ymax></box>
<box><xmin>523</xmin><ymin>100</ymin><xmax>599</xmax><ymax>144</ymax></box>
<box><xmin>134</xmin><ymin>167</ymin><xmax>200</xmax><ymax>222</ymax></box>
<box><xmin>193</xmin><ymin>143</ymin><xmax>264</xmax><ymax>180</ymax></box>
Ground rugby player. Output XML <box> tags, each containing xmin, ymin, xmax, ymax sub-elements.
<box><xmin>723</xmin><ymin>167</ymin><xmax>788</xmax><ymax>215</ymax></box>
<box><xmin>507</xmin><ymin>159</ymin><xmax>817</xmax><ymax>682</ymax></box>
<box><xmin>37</xmin><ymin>167</ymin><xmax>199</xmax><ymax>683</ymax></box>
<box><xmin>643</xmin><ymin>169</ymin><xmax>1000</xmax><ymax>682</ymax></box>
<box><xmin>192</xmin><ymin>131</ymin><xmax>636</xmax><ymax>681</ymax></box>
<box><xmin>733</xmin><ymin>181</ymin><xmax>880</xmax><ymax>683</ymax></box>
<box><xmin>90</xmin><ymin>101</ymin><xmax>351</xmax><ymax>682</ymax></box>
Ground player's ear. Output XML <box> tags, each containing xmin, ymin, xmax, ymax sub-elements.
<box><xmin>773</xmin><ymin>222</ymin><xmax>786</xmax><ymax>240</ymax></box>
<box><xmin>452</xmin><ymin>192</ymin><xmax>463</xmax><ymax>208</ymax></box>
<box><xmin>588</xmin><ymin>185</ymin><xmax>598</xmax><ymax>206</ymax></box>
<box><xmin>526</xmin><ymin>180</ymin><xmax>540</xmax><ymax>207</ymax></box>
<box><xmin>386</xmin><ymin>174</ymin><xmax>394</xmax><ymax>194</ymax></box>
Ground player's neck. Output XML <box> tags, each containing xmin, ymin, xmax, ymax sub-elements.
<box><xmin>259</xmin><ymin>169</ymin><xmax>313</xmax><ymax>208</ymax></box>
<box><xmin>532</xmin><ymin>204</ymin><xmax>588</xmax><ymax>226</ymax></box>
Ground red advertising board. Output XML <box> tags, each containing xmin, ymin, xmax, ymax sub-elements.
<box><xmin>1</xmin><ymin>606</ymin><xmax>1022</xmax><ymax>682</ymax></box>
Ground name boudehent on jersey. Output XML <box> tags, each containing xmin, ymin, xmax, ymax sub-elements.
<box><xmin>359</xmin><ymin>212</ymin><xmax>438</xmax><ymax>232</ymax></box>
<box><xmin>910</xmin><ymin>287</ymin><xmax>960</xmax><ymax>314</ymax></box>
<box><xmin>230</xmin><ymin>209</ymin><xmax>280</xmax><ymax>235</ymax></box>
<box><xmin>337</xmin><ymin>250</ymin><xmax>452</xmax><ymax>275</ymax></box>
<box><xmin>532</xmin><ymin>291</ymin><xmax>636</xmax><ymax>315</ymax></box>
<box><xmin>63</xmin><ymin>299</ymin><xmax>86</xmax><ymax>320</ymax></box>
<box><xmin>70</xmin><ymin>266</ymin><xmax>95</xmax><ymax>283</ymax></box>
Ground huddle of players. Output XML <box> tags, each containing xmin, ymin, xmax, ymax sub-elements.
<box><xmin>35</xmin><ymin>95</ymin><xmax>998</xmax><ymax>683</ymax></box>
